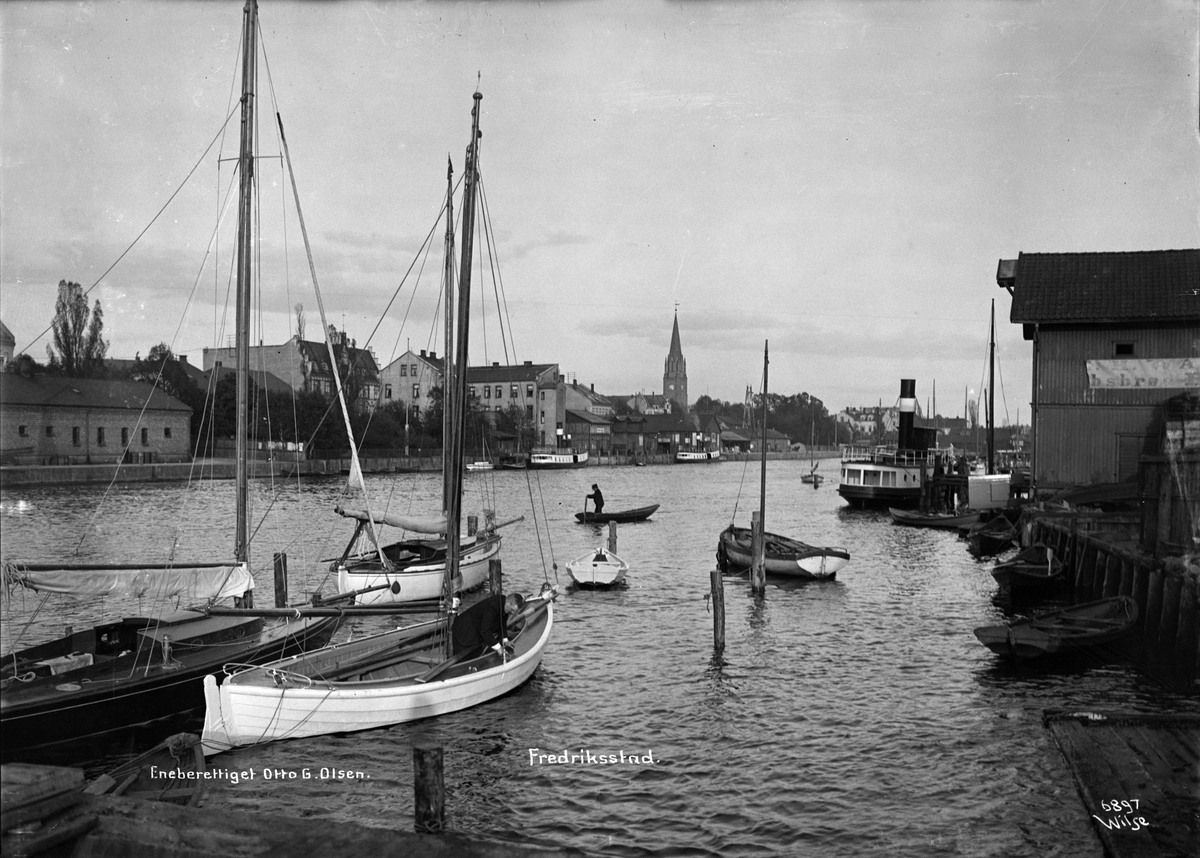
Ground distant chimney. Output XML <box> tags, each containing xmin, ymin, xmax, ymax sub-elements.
<box><xmin>420</xmin><ymin>349</ymin><xmax>426</xmax><ymax>357</ymax></box>
<box><xmin>591</xmin><ymin>383</ymin><xmax>594</xmax><ymax>392</ymax></box>
<box><xmin>178</xmin><ymin>355</ymin><xmax>189</xmax><ymax>365</ymax></box>
<box><xmin>524</xmin><ymin>360</ymin><xmax>532</xmax><ymax>366</ymax></box>
<box><xmin>430</xmin><ymin>351</ymin><xmax>436</xmax><ymax>360</ymax></box>
<box><xmin>493</xmin><ymin>361</ymin><xmax>499</xmax><ymax>367</ymax></box>
<box><xmin>898</xmin><ymin>379</ymin><xmax>917</xmax><ymax>450</ymax></box>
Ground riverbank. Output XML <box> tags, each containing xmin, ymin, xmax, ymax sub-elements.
<box><xmin>0</xmin><ymin>451</ymin><xmax>842</xmax><ymax>487</ymax></box>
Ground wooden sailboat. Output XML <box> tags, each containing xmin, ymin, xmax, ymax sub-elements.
<box><xmin>0</xmin><ymin>0</ymin><xmax>341</xmax><ymax>762</ymax></box>
<box><xmin>800</xmin><ymin>412</ymin><xmax>824</xmax><ymax>486</ymax></box>
<box><xmin>333</xmin><ymin>139</ymin><xmax>502</xmax><ymax>605</ymax></box>
<box><xmin>201</xmin><ymin>91</ymin><xmax>556</xmax><ymax>755</ymax></box>
<box><xmin>717</xmin><ymin>343</ymin><xmax>851</xmax><ymax>581</ymax></box>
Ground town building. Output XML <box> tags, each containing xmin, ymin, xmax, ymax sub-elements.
<box><xmin>0</xmin><ymin>358</ymin><xmax>192</xmax><ymax>465</ymax></box>
<box><xmin>0</xmin><ymin>321</ymin><xmax>15</xmax><ymax>370</ymax></box>
<box><xmin>998</xmin><ymin>248</ymin><xmax>1200</xmax><ymax>489</ymax></box>
<box><xmin>378</xmin><ymin>348</ymin><xmax>444</xmax><ymax>416</ymax></box>
<box><xmin>202</xmin><ymin>330</ymin><xmax>381</xmax><ymax>411</ymax></box>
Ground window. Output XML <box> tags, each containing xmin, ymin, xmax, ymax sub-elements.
<box><xmin>72</xmin><ymin>427</ymin><xmax>81</xmax><ymax>446</ymax></box>
<box><xmin>495</xmin><ymin>385</ymin><xmax>502</xmax><ymax>398</ymax></box>
<box><xmin>484</xmin><ymin>386</ymin><xmax>491</xmax><ymax>399</ymax></box>
<box><xmin>121</xmin><ymin>428</ymin><xmax>129</xmax><ymax>447</ymax></box>
<box><xmin>18</xmin><ymin>425</ymin><xmax>27</xmax><ymax>437</ymax></box>
<box><xmin>526</xmin><ymin>405</ymin><xmax>534</xmax><ymax>418</ymax></box>
<box><xmin>164</xmin><ymin>427</ymin><xmax>172</xmax><ymax>439</ymax></box>
<box><xmin>45</xmin><ymin>426</ymin><xmax>54</xmax><ymax>437</ymax></box>
<box><xmin>97</xmin><ymin>427</ymin><xmax>106</xmax><ymax>446</ymax></box>
<box><xmin>412</xmin><ymin>384</ymin><xmax>420</xmax><ymax>399</ymax></box>
<box><xmin>540</xmin><ymin>390</ymin><xmax>545</xmax><ymax>400</ymax></box>
<box><xmin>385</xmin><ymin>384</ymin><xmax>392</xmax><ymax>399</ymax></box>
<box><xmin>141</xmin><ymin>427</ymin><xmax>149</xmax><ymax>446</ymax></box>
<box><xmin>410</xmin><ymin>364</ymin><xmax>417</xmax><ymax>376</ymax></box>
<box><xmin>1114</xmin><ymin>342</ymin><xmax>1135</xmax><ymax>357</ymax></box>
<box><xmin>526</xmin><ymin>384</ymin><xmax>534</xmax><ymax>398</ymax></box>
<box><xmin>511</xmin><ymin>384</ymin><xmax>518</xmax><ymax>398</ymax></box>
<box><xmin>400</xmin><ymin>365</ymin><xmax>408</xmax><ymax>377</ymax></box>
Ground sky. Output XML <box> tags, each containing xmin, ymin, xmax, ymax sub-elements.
<box><xmin>2</xmin><ymin>0</ymin><xmax>1197</xmax><ymax>421</ymax></box>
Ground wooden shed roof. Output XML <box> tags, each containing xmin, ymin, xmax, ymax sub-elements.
<box><xmin>1002</xmin><ymin>249</ymin><xmax>1200</xmax><ymax>325</ymax></box>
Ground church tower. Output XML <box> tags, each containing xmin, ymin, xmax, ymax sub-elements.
<box><xmin>663</xmin><ymin>311</ymin><xmax>688</xmax><ymax>412</ymax></box>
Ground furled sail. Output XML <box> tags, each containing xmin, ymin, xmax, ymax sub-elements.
<box><xmin>334</xmin><ymin>505</ymin><xmax>447</xmax><ymax>535</ymax></box>
<box><xmin>2</xmin><ymin>561</ymin><xmax>254</xmax><ymax>602</ymax></box>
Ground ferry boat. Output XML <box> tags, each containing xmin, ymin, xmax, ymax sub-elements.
<box><xmin>528</xmin><ymin>449</ymin><xmax>589</xmax><ymax>469</ymax></box>
<box><xmin>675</xmin><ymin>448</ymin><xmax>721</xmax><ymax>463</ymax></box>
<box><xmin>838</xmin><ymin>379</ymin><xmax>938</xmax><ymax>509</ymax></box>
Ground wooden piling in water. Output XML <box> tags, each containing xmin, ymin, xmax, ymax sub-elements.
<box><xmin>413</xmin><ymin>745</ymin><xmax>445</xmax><ymax>834</ymax></box>
<box><xmin>750</xmin><ymin>510</ymin><xmax>766</xmax><ymax>594</ymax></box>
<box><xmin>1101</xmin><ymin>553</ymin><xmax>1119</xmax><ymax>599</ymax></box>
<box><xmin>1144</xmin><ymin>567</ymin><xmax>1165</xmax><ymax>645</ymax></box>
<box><xmin>710</xmin><ymin>567</ymin><xmax>725</xmax><ymax>654</ymax></box>
<box><xmin>273</xmin><ymin>552</ymin><xmax>287</xmax><ymax>608</ymax></box>
<box><xmin>608</xmin><ymin>521</ymin><xmax>617</xmax><ymax>554</ymax></box>
<box><xmin>489</xmin><ymin>558</ymin><xmax>502</xmax><ymax>595</ymax></box>
<box><xmin>1159</xmin><ymin>574</ymin><xmax>1183</xmax><ymax>655</ymax></box>
<box><xmin>1176</xmin><ymin>572</ymin><xmax>1198</xmax><ymax>682</ymax></box>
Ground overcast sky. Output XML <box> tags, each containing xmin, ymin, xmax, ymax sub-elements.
<box><xmin>2</xmin><ymin>0</ymin><xmax>1197</xmax><ymax>419</ymax></box>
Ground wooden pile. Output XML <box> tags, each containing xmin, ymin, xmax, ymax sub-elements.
<box><xmin>1</xmin><ymin>765</ymin><xmax>95</xmax><ymax>857</ymax></box>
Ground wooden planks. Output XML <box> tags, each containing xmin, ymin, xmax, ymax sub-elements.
<box><xmin>1045</xmin><ymin>711</ymin><xmax>1200</xmax><ymax>858</ymax></box>
<box><xmin>1</xmin><ymin>764</ymin><xmax>96</xmax><ymax>857</ymax></box>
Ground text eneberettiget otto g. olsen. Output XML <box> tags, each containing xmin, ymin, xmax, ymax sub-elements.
<box><xmin>148</xmin><ymin>765</ymin><xmax>369</xmax><ymax>785</ymax></box>
<box><xmin>528</xmin><ymin>748</ymin><xmax>658</xmax><ymax>766</ymax></box>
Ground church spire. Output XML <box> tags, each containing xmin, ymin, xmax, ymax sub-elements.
<box><xmin>663</xmin><ymin>310</ymin><xmax>688</xmax><ymax>412</ymax></box>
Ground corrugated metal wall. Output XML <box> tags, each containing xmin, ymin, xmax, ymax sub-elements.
<box><xmin>1034</xmin><ymin>323</ymin><xmax>1199</xmax><ymax>487</ymax></box>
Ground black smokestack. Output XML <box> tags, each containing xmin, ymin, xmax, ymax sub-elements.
<box><xmin>898</xmin><ymin>379</ymin><xmax>916</xmax><ymax>450</ymax></box>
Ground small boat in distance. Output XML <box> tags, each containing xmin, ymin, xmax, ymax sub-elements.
<box><xmin>565</xmin><ymin>547</ymin><xmax>629</xmax><ymax>588</ymax></box>
<box><xmin>466</xmin><ymin>460</ymin><xmax>494</xmax><ymax>471</ymax></box>
<box><xmin>575</xmin><ymin>504</ymin><xmax>660</xmax><ymax>524</ymax></box>
<box><xmin>974</xmin><ymin>596</ymin><xmax>1137</xmax><ymax>659</ymax></box>
<box><xmin>889</xmin><ymin>507</ymin><xmax>982</xmax><ymax>530</ymax></box>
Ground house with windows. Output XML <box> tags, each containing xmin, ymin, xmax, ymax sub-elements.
<box><xmin>998</xmin><ymin>248</ymin><xmax>1200</xmax><ymax>489</ymax></box>
<box><xmin>203</xmin><ymin>330</ymin><xmax>381</xmax><ymax>411</ymax></box>
<box><xmin>379</xmin><ymin>348</ymin><xmax>445</xmax><ymax>417</ymax></box>
<box><xmin>0</xmin><ymin>358</ymin><xmax>192</xmax><ymax>465</ymax></box>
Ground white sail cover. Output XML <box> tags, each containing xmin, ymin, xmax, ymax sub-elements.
<box><xmin>335</xmin><ymin>505</ymin><xmax>447</xmax><ymax>535</ymax></box>
<box><xmin>2</xmin><ymin>561</ymin><xmax>254</xmax><ymax>602</ymax></box>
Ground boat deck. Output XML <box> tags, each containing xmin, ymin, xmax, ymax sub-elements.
<box><xmin>1043</xmin><ymin>710</ymin><xmax>1199</xmax><ymax>858</ymax></box>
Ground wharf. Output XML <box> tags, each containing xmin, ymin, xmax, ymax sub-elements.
<box><xmin>1</xmin><ymin>764</ymin><xmax>582</xmax><ymax>858</ymax></box>
<box><xmin>1043</xmin><ymin>710</ymin><xmax>1199</xmax><ymax>858</ymax></box>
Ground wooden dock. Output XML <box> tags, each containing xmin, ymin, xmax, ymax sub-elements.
<box><xmin>1044</xmin><ymin>710</ymin><xmax>1199</xmax><ymax>858</ymax></box>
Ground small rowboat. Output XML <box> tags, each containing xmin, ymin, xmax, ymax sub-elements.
<box><xmin>565</xmin><ymin>548</ymin><xmax>629</xmax><ymax>588</ymax></box>
<box><xmin>889</xmin><ymin>507</ymin><xmax>981</xmax><ymax>529</ymax></box>
<box><xmin>717</xmin><ymin>525</ymin><xmax>850</xmax><ymax>580</ymax></box>
<box><xmin>973</xmin><ymin>596</ymin><xmax>1138</xmax><ymax>659</ymax></box>
<box><xmin>965</xmin><ymin>514</ymin><xmax>1018</xmax><ymax>557</ymax></box>
<box><xmin>575</xmin><ymin>504</ymin><xmax>660</xmax><ymax>524</ymax></box>
<box><xmin>991</xmin><ymin>544</ymin><xmax>1064</xmax><ymax>595</ymax></box>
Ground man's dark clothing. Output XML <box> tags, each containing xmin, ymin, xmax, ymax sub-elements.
<box><xmin>587</xmin><ymin>487</ymin><xmax>605</xmax><ymax>514</ymax></box>
<box><xmin>452</xmin><ymin>594</ymin><xmax>506</xmax><ymax>656</ymax></box>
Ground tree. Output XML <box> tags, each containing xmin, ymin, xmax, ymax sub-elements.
<box><xmin>47</xmin><ymin>280</ymin><xmax>108</xmax><ymax>377</ymax></box>
<box><xmin>131</xmin><ymin>343</ymin><xmax>208</xmax><ymax>454</ymax></box>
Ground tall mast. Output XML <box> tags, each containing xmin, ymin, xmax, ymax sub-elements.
<box><xmin>234</xmin><ymin>0</ymin><xmax>257</xmax><ymax>565</ymax></box>
<box><xmin>987</xmin><ymin>298</ymin><xmax>996</xmax><ymax>476</ymax></box>
<box><xmin>759</xmin><ymin>341</ymin><xmax>769</xmax><ymax>530</ymax></box>
<box><xmin>446</xmin><ymin>92</ymin><xmax>483</xmax><ymax>597</ymax></box>
<box><xmin>442</xmin><ymin>157</ymin><xmax>456</xmax><ymax>516</ymax></box>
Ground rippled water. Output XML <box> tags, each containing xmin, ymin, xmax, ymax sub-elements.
<box><xmin>2</xmin><ymin>461</ymin><xmax>1196</xmax><ymax>857</ymax></box>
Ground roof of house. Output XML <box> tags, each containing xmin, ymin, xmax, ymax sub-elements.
<box><xmin>0</xmin><ymin>320</ymin><xmax>15</xmax><ymax>349</ymax></box>
<box><xmin>0</xmin><ymin>373</ymin><xmax>191</xmax><ymax>412</ymax></box>
<box><xmin>1003</xmin><ymin>249</ymin><xmax>1200</xmax><ymax>324</ymax></box>
<box><xmin>201</xmin><ymin>365</ymin><xmax>294</xmax><ymax>396</ymax></box>
<box><xmin>468</xmin><ymin>362</ymin><xmax>557</xmax><ymax>384</ymax></box>
<box><xmin>565</xmin><ymin>408</ymin><xmax>610</xmax><ymax>426</ymax></box>
<box><xmin>297</xmin><ymin>337</ymin><xmax>380</xmax><ymax>378</ymax></box>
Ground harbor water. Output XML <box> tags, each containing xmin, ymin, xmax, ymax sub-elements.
<box><xmin>2</xmin><ymin>460</ymin><xmax>1196</xmax><ymax>857</ymax></box>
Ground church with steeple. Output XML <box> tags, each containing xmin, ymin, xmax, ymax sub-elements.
<box><xmin>663</xmin><ymin>311</ymin><xmax>688</xmax><ymax>413</ymax></box>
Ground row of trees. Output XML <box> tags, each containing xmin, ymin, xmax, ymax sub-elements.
<box><xmin>693</xmin><ymin>392</ymin><xmax>848</xmax><ymax>447</ymax></box>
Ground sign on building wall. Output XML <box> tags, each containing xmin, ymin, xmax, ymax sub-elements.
<box><xmin>1086</xmin><ymin>358</ymin><xmax>1200</xmax><ymax>390</ymax></box>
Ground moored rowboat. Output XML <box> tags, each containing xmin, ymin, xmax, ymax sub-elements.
<box><xmin>973</xmin><ymin>596</ymin><xmax>1138</xmax><ymax>659</ymax></box>
<box><xmin>717</xmin><ymin>525</ymin><xmax>850</xmax><ymax>580</ymax></box>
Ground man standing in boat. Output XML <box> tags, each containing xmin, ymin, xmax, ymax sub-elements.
<box><xmin>453</xmin><ymin>592</ymin><xmax>525</xmax><ymax>657</ymax></box>
<box><xmin>586</xmin><ymin>484</ymin><xmax>605</xmax><ymax>516</ymax></box>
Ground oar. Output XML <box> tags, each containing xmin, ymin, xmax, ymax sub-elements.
<box><xmin>413</xmin><ymin>650</ymin><xmax>474</xmax><ymax>684</ymax></box>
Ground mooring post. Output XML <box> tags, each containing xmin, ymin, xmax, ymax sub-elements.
<box><xmin>413</xmin><ymin>744</ymin><xmax>445</xmax><ymax>834</ymax></box>
<box><xmin>467</xmin><ymin>514</ymin><xmax>478</xmax><ymax>536</ymax></box>
<box><xmin>710</xmin><ymin>567</ymin><xmax>725</xmax><ymax>654</ymax></box>
<box><xmin>608</xmin><ymin>521</ymin><xmax>617</xmax><ymax>554</ymax></box>
<box><xmin>750</xmin><ymin>510</ymin><xmax>766</xmax><ymax>593</ymax></box>
<box><xmin>489</xmin><ymin>558</ymin><xmax>502</xmax><ymax>594</ymax></box>
<box><xmin>273</xmin><ymin>552</ymin><xmax>288</xmax><ymax>608</ymax></box>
